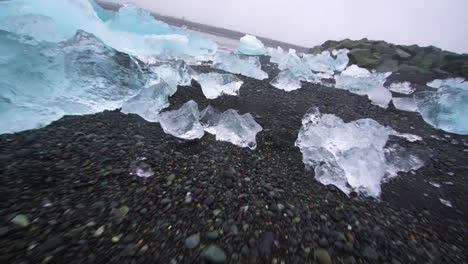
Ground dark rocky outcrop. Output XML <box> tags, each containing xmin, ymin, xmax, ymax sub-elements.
<box><xmin>309</xmin><ymin>38</ymin><xmax>468</xmax><ymax>77</ymax></box>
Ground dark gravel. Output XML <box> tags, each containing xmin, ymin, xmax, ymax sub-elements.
<box><xmin>0</xmin><ymin>56</ymin><xmax>467</xmax><ymax>263</ymax></box>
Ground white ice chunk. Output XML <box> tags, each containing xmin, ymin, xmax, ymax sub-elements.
<box><xmin>194</xmin><ymin>73</ymin><xmax>243</xmax><ymax>99</ymax></box>
<box><xmin>158</xmin><ymin>100</ymin><xmax>204</xmax><ymax>140</ymax></box>
<box><xmin>238</xmin><ymin>34</ymin><xmax>265</xmax><ymax>56</ymax></box>
<box><xmin>388</xmin><ymin>81</ymin><xmax>415</xmax><ymax>94</ymax></box>
<box><xmin>205</xmin><ymin>109</ymin><xmax>263</xmax><ymax>150</ymax></box>
<box><xmin>295</xmin><ymin>107</ymin><xmax>424</xmax><ymax>197</ymax></box>
<box><xmin>429</xmin><ymin>181</ymin><xmax>441</xmax><ymax>188</ymax></box>
<box><xmin>427</xmin><ymin>77</ymin><xmax>468</xmax><ymax>90</ymax></box>
<box><xmin>129</xmin><ymin>157</ymin><xmax>154</xmax><ymax>178</ymax></box>
<box><xmin>368</xmin><ymin>86</ymin><xmax>392</xmax><ymax>108</ymax></box>
<box><xmin>439</xmin><ymin>198</ymin><xmax>453</xmax><ymax>207</ymax></box>
<box><xmin>270</xmin><ymin>69</ymin><xmax>302</xmax><ymax>92</ymax></box>
<box><xmin>415</xmin><ymin>87</ymin><xmax>468</xmax><ymax>135</ymax></box>
<box><xmin>121</xmin><ymin>80</ymin><xmax>171</xmax><ymax>122</ymax></box>
<box><xmin>212</xmin><ymin>52</ymin><xmax>268</xmax><ymax>80</ymax></box>
<box><xmin>303</xmin><ymin>49</ymin><xmax>349</xmax><ymax>73</ymax></box>
<box><xmin>340</xmin><ymin>64</ymin><xmax>372</xmax><ymax>78</ymax></box>
<box><xmin>392</xmin><ymin>97</ymin><xmax>418</xmax><ymax>112</ymax></box>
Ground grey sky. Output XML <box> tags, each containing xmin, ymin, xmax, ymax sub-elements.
<box><xmin>109</xmin><ymin>0</ymin><xmax>468</xmax><ymax>54</ymax></box>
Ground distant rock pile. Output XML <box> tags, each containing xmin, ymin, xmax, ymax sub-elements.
<box><xmin>309</xmin><ymin>38</ymin><xmax>468</xmax><ymax>78</ymax></box>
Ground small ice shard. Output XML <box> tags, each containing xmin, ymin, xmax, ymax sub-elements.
<box><xmin>194</xmin><ymin>73</ymin><xmax>243</xmax><ymax>99</ymax></box>
<box><xmin>270</xmin><ymin>69</ymin><xmax>302</xmax><ymax>92</ymax></box>
<box><xmin>427</xmin><ymin>77</ymin><xmax>468</xmax><ymax>90</ymax></box>
<box><xmin>388</xmin><ymin>82</ymin><xmax>415</xmax><ymax>94</ymax></box>
<box><xmin>303</xmin><ymin>49</ymin><xmax>349</xmax><ymax>73</ymax></box>
<box><xmin>129</xmin><ymin>158</ymin><xmax>154</xmax><ymax>178</ymax></box>
<box><xmin>392</xmin><ymin>97</ymin><xmax>418</xmax><ymax>112</ymax></box>
<box><xmin>266</xmin><ymin>46</ymin><xmax>285</xmax><ymax>64</ymax></box>
<box><xmin>414</xmin><ymin>87</ymin><xmax>468</xmax><ymax>135</ymax></box>
<box><xmin>334</xmin><ymin>65</ymin><xmax>392</xmax><ymax>108</ymax></box>
<box><xmin>205</xmin><ymin>109</ymin><xmax>263</xmax><ymax>150</ymax></box>
<box><xmin>429</xmin><ymin>181</ymin><xmax>441</xmax><ymax>188</ymax></box>
<box><xmin>121</xmin><ymin>80</ymin><xmax>172</xmax><ymax>122</ymax></box>
<box><xmin>295</xmin><ymin>107</ymin><xmax>424</xmax><ymax>197</ymax></box>
<box><xmin>368</xmin><ymin>86</ymin><xmax>392</xmax><ymax>108</ymax></box>
<box><xmin>212</xmin><ymin>52</ymin><xmax>268</xmax><ymax>80</ymax></box>
<box><xmin>439</xmin><ymin>198</ymin><xmax>453</xmax><ymax>207</ymax></box>
<box><xmin>238</xmin><ymin>34</ymin><xmax>265</xmax><ymax>56</ymax></box>
<box><xmin>199</xmin><ymin>105</ymin><xmax>221</xmax><ymax>134</ymax></box>
<box><xmin>151</xmin><ymin>60</ymin><xmax>195</xmax><ymax>96</ymax></box>
<box><xmin>158</xmin><ymin>100</ymin><xmax>204</xmax><ymax>140</ymax></box>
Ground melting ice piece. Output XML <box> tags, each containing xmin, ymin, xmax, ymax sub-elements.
<box><xmin>266</xmin><ymin>46</ymin><xmax>285</xmax><ymax>64</ymax></box>
<box><xmin>0</xmin><ymin>0</ymin><xmax>217</xmax><ymax>56</ymax></box>
<box><xmin>194</xmin><ymin>73</ymin><xmax>243</xmax><ymax>99</ymax></box>
<box><xmin>295</xmin><ymin>107</ymin><xmax>423</xmax><ymax>197</ymax></box>
<box><xmin>303</xmin><ymin>49</ymin><xmax>349</xmax><ymax>73</ymax></box>
<box><xmin>158</xmin><ymin>100</ymin><xmax>205</xmax><ymax>140</ymax></box>
<box><xmin>439</xmin><ymin>198</ymin><xmax>453</xmax><ymax>207</ymax></box>
<box><xmin>388</xmin><ymin>82</ymin><xmax>415</xmax><ymax>94</ymax></box>
<box><xmin>121</xmin><ymin>80</ymin><xmax>172</xmax><ymax>122</ymax></box>
<box><xmin>335</xmin><ymin>65</ymin><xmax>392</xmax><ymax>108</ymax></box>
<box><xmin>427</xmin><ymin>77</ymin><xmax>468</xmax><ymax>90</ymax></box>
<box><xmin>238</xmin><ymin>34</ymin><xmax>266</xmax><ymax>56</ymax></box>
<box><xmin>129</xmin><ymin>157</ymin><xmax>154</xmax><ymax>178</ymax></box>
<box><xmin>151</xmin><ymin>60</ymin><xmax>195</xmax><ymax>95</ymax></box>
<box><xmin>199</xmin><ymin>105</ymin><xmax>221</xmax><ymax>134</ymax></box>
<box><xmin>0</xmin><ymin>30</ymin><xmax>154</xmax><ymax>134</ymax></box>
<box><xmin>204</xmin><ymin>109</ymin><xmax>263</xmax><ymax>150</ymax></box>
<box><xmin>270</xmin><ymin>69</ymin><xmax>302</xmax><ymax>91</ymax></box>
<box><xmin>212</xmin><ymin>52</ymin><xmax>268</xmax><ymax>80</ymax></box>
<box><xmin>276</xmin><ymin>49</ymin><xmax>315</xmax><ymax>81</ymax></box>
<box><xmin>414</xmin><ymin>87</ymin><xmax>468</xmax><ymax>135</ymax></box>
<box><xmin>368</xmin><ymin>86</ymin><xmax>392</xmax><ymax>108</ymax></box>
<box><xmin>392</xmin><ymin>97</ymin><xmax>418</xmax><ymax>112</ymax></box>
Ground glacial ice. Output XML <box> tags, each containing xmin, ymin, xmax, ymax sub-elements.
<box><xmin>158</xmin><ymin>100</ymin><xmax>205</xmax><ymax>140</ymax></box>
<box><xmin>392</xmin><ymin>97</ymin><xmax>418</xmax><ymax>112</ymax></box>
<box><xmin>151</xmin><ymin>60</ymin><xmax>195</xmax><ymax>96</ymax></box>
<box><xmin>212</xmin><ymin>52</ymin><xmax>268</xmax><ymax>80</ymax></box>
<box><xmin>0</xmin><ymin>0</ymin><xmax>217</xmax><ymax>56</ymax></box>
<box><xmin>388</xmin><ymin>81</ymin><xmax>415</xmax><ymax>94</ymax></box>
<box><xmin>427</xmin><ymin>77</ymin><xmax>468</xmax><ymax>90</ymax></box>
<box><xmin>414</xmin><ymin>87</ymin><xmax>468</xmax><ymax>135</ymax></box>
<box><xmin>303</xmin><ymin>49</ymin><xmax>349</xmax><ymax>73</ymax></box>
<box><xmin>203</xmin><ymin>108</ymin><xmax>263</xmax><ymax>150</ymax></box>
<box><xmin>121</xmin><ymin>80</ymin><xmax>172</xmax><ymax>122</ymax></box>
<box><xmin>238</xmin><ymin>34</ymin><xmax>266</xmax><ymax>56</ymax></box>
<box><xmin>0</xmin><ymin>30</ymin><xmax>154</xmax><ymax>134</ymax></box>
<box><xmin>157</xmin><ymin>101</ymin><xmax>262</xmax><ymax>149</ymax></box>
<box><xmin>273</xmin><ymin>49</ymin><xmax>315</xmax><ymax>81</ymax></box>
<box><xmin>270</xmin><ymin>69</ymin><xmax>302</xmax><ymax>92</ymax></box>
<box><xmin>266</xmin><ymin>46</ymin><xmax>285</xmax><ymax>64</ymax></box>
<box><xmin>335</xmin><ymin>65</ymin><xmax>392</xmax><ymax>108</ymax></box>
<box><xmin>194</xmin><ymin>73</ymin><xmax>243</xmax><ymax>99</ymax></box>
<box><xmin>295</xmin><ymin>107</ymin><xmax>423</xmax><ymax>197</ymax></box>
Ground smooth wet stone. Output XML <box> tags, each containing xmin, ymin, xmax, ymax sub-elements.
<box><xmin>185</xmin><ymin>234</ymin><xmax>200</xmax><ymax>249</ymax></box>
<box><xmin>201</xmin><ymin>245</ymin><xmax>226</xmax><ymax>263</ymax></box>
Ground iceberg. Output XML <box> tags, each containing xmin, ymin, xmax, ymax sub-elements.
<box><xmin>158</xmin><ymin>100</ymin><xmax>205</xmax><ymax>140</ymax></box>
<box><xmin>392</xmin><ymin>97</ymin><xmax>418</xmax><ymax>112</ymax></box>
<box><xmin>270</xmin><ymin>69</ymin><xmax>302</xmax><ymax>92</ymax></box>
<box><xmin>0</xmin><ymin>30</ymin><xmax>154</xmax><ymax>134</ymax></box>
<box><xmin>388</xmin><ymin>81</ymin><xmax>415</xmax><ymax>94</ymax></box>
<box><xmin>121</xmin><ymin>80</ymin><xmax>172</xmax><ymax>122</ymax></box>
<box><xmin>335</xmin><ymin>65</ymin><xmax>392</xmax><ymax>108</ymax></box>
<box><xmin>238</xmin><ymin>34</ymin><xmax>266</xmax><ymax>56</ymax></box>
<box><xmin>295</xmin><ymin>107</ymin><xmax>423</xmax><ymax>197</ymax></box>
<box><xmin>427</xmin><ymin>77</ymin><xmax>468</xmax><ymax>90</ymax></box>
<box><xmin>414</xmin><ymin>87</ymin><xmax>468</xmax><ymax>135</ymax></box>
<box><xmin>194</xmin><ymin>73</ymin><xmax>243</xmax><ymax>99</ymax></box>
<box><xmin>202</xmin><ymin>108</ymin><xmax>263</xmax><ymax>149</ymax></box>
<box><xmin>212</xmin><ymin>52</ymin><xmax>268</xmax><ymax>80</ymax></box>
<box><xmin>0</xmin><ymin>0</ymin><xmax>217</xmax><ymax>56</ymax></box>
<box><xmin>303</xmin><ymin>49</ymin><xmax>349</xmax><ymax>73</ymax></box>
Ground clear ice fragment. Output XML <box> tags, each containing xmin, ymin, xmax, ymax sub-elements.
<box><xmin>151</xmin><ymin>60</ymin><xmax>195</xmax><ymax>95</ymax></box>
<box><xmin>303</xmin><ymin>49</ymin><xmax>349</xmax><ymax>73</ymax></box>
<box><xmin>388</xmin><ymin>81</ymin><xmax>415</xmax><ymax>94</ymax></box>
<box><xmin>368</xmin><ymin>86</ymin><xmax>392</xmax><ymax>108</ymax></box>
<box><xmin>392</xmin><ymin>97</ymin><xmax>418</xmax><ymax>112</ymax></box>
<box><xmin>270</xmin><ymin>69</ymin><xmax>302</xmax><ymax>91</ymax></box>
<box><xmin>238</xmin><ymin>34</ymin><xmax>265</xmax><ymax>56</ymax></box>
<box><xmin>129</xmin><ymin>158</ymin><xmax>154</xmax><ymax>178</ymax></box>
<box><xmin>199</xmin><ymin>105</ymin><xmax>222</xmax><ymax>134</ymax></box>
<box><xmin>194</xmin><ymin>73</ymin><xmax>243</xmax><ymax>99</ymax></box>
<box><xmin>158</xmin><ymin>100</ymin><xmax>205</xmax><ymax>140</ymax></box>
<box><xmin>212</xmin><ymin>52</ymin><xmax>268</xmax><ymax>80</ymax></box>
